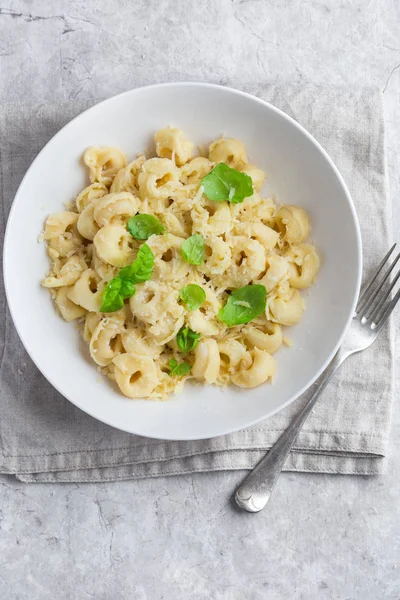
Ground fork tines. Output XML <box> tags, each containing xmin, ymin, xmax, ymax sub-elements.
<box><xmin>356</xmin><ymin>243</ymin><xmax>400</xmax><ymax>329</ymax></box>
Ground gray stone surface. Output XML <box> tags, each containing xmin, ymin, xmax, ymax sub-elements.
<box><xmin>0</xmin><ymin>1</ymin><xmax>399</xmax><ymax>598</ymax></box>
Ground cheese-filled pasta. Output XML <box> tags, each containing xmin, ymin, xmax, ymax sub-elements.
<box><xmin>41</xmin><ymin>129</ymin><xmax>320</xmax><ymax>399</ymax></box>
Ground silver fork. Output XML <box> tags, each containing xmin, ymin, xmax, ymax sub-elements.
<box><xmin>235</xmin><ymin>245</ymin><xmax>400</xmax><ymax>513</ymax></box>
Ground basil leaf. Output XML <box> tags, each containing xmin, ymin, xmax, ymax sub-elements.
<box><xmin>130</xmin><ymin>243</ymin><xmax>154</xmax><ymax>283</ymax></box>
<box><xmin>181</xmin><ymin>234</ymin><xmax>204</xmax><ymax>265</ymax></box>
<box><xmin>119</xmin><ymin>278</ymin><xmax>136</xmax><ymax>299</ymax></box>
<box><xmin>100</xmin><ymin>271</ymin><xmax>137</xmax><ymax>312</ymax></box>
<box><xmin>100</xmin><ymin>278</ymin><xmax>125</xmax><ymax>313</ymax></box>
<box><xmin>100</xmin><ymin>244</ymin><xmax>153</xmax><ymax>312</ymax></box>
<box><xmin>176</xmin><ymin>327</ymin><xmax>201</xmax><ymax>353</ymax></box>
<box><xmin>218</xmin><ymin>285</ymin><xmax>267</xmax><ymax>326</ymax></box>
<box><xmin>179</xmin><ymin>284</ymin><xmax>206</xmax><ymax>311</ymax></box>
<box><xmin>118</xmin><ymin>265</ymin><xmax>134</xmax><ymax>279</ymax></box>
<box><xmin>201</xmin><ymin>163</ymin><xmax>253</xmax><ymax>204</ymax></box>
<box><xmin>168</xmin><ymin>358</ymin><xmax>191</xmax><ymax>377</ymax></box>
<box><xmin>127</xmin><ymin>214</ymin><xmax>165</xmax><ymax>240</ymax></box>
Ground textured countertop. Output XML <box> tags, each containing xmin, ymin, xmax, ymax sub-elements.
<box><xmin>1</xmin><ymin>1</ymin><xmax>400</xmax><ymax>598</ymax></box>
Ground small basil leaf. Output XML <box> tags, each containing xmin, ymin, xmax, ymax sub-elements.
<box><xmin>130</xmin><ymin>243</ymin><xmax>155</xmax><ymax>283</ymax></box>
<box><xmin>127</xmin><ymin>214</ymin><xmax>165</xmax><ymax>240</ymax></box>
<box><xmin>218</xmin><ymin>285</ymin><xmax>267</xmax><ymax>326</ymax></box>
<box><xmin>100</xmin><ymin>277</ymin><xmax>124</xmax><ymax>313</ymax></box>
<box><xmin>100</xmin><ymin>245</ymin><xmax>153</xmax><ymax>312</ymax></box>
<box><xmin>176</xmin><ymin>327</ymin><xmax>201</xmax><ymax>353</ymax></box>
<box><xmin>119</xmin><ymin>278</ymin><xmax>136</xmax><ymax>299</ymax></box>
<box><xmin>168</xmin><ymin>358</ymin><xmax>191</xmax><ymax>377</ymax></box>
<box><xmin>179</xmin><ymin>284</ymin><xmax>206</xmax><ymax>311</ymax></box>
<box><xmin>181</xmin><ymin>234</ymin><xmax>204</xmax><ymax>265</ymax></box>
<box><xmin>118</xmin><ymin>265</ymin><xmax>134</xmax><ymax>279</ymax></box>
<box><xmin>201</xmin><ymin>162</ymin><xmax>253</xmax><ymax>204</ymax></box>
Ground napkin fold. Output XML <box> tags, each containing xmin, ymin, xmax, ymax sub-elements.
<box><xmin>0</xmin><ymin>84</ymin><xmax>394</xmax><ymax>482</ymax></box>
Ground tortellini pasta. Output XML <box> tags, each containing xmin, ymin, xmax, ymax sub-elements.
<box><xmin>209</xmin><ymin>137</ymin><xmax>247</xmax><ymax>170</ymax></box>
<box><xmin>42</xmin><ymin>129</ymin><xmax>320</xmax><ymax>399</ymax></box>
<box><xmin>154</xmin><ymin>127</ymin><xmax>194</xmax><ymax>166</ymax></box>
<box><xmin>138</xmin><ymin>157</ymin><xmax>180</xmax><ymax>201</ymax></box>
<box><xmin>83</xmin><ymin>146</ymin><xmax>127</xmax><ymax>187</ymax></box>
<box><xmin>231</xmin><ymin>348</ymin><xmax>276</xmax><ymax>388</ymax></box>
<box><xmin>93</xmin><ymin>223</ymin><xmax>137</xmax><ymax>267</ymax></box>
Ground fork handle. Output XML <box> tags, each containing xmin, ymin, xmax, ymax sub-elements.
<box><xmin>235</xmin><ymin>348</ymin><xmax>349</xmax><ymax>513</ymax></box>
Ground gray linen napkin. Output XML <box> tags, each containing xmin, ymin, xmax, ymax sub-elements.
<box><xmin>0</xmin><ymin>85</ymin><xmax>394</xmax><ymax>482</ymax></box>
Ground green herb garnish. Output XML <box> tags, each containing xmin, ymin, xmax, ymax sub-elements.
<box><xmin>100</xmin><ymin>243</ymin><xmax>154</xmax><ymax>312</ymax></box>
<box><xmin>218</xmin><ymin>285</ymin><xmax>267</xmax><ymax>326</ymax></box>
<box><xmin>179</xmin><ymin>284</ymin><xmax>206</xmax><ymax>311</ymax></box>
<box><xmin>168</xmin><ymin>359</ymin><xmax>191</xmax><ymax>377</ymax></box>
<box><xmin>119</xmin><ymin>243</ymin><xmax>154</xmax><ymax>284</ymax></box>
<box><xmin>181</xmin><ymin>234</ymin><xmax>204</xmax><ymax>265</ymax></box>
<box><xmin>201</xmin><ymin>163</ymin><xmax>253</xmax><ymax>204</ymax></box>
<box><xmin>127</xmin><ymin>214</ymin><xmax>165</xmax><ymax>240</ymax></box>
<box><xmin>176</xmin><ymin>326</ymin><xmax>201</xmax><ymax>353</ymax></box>
<box><xmin>100</xmin><ymin>277</ymin><xmax>135</xmax><ymax>313</ymax></box>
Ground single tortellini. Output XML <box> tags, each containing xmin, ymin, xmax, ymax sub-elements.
<box><xmin>284</xmin><ymin>243</ymin><xmax>320</xmax><ymax>289</ymax></box>
<box><xmin>93</xmin><ymin>192</ymin><xmax>139</xmax><ymax>227</ymax></box>
<box><xmin>75</xmin><ymin>183</ymin><xmax>108</xmax><ymax>213</ymax></box>
<box><xmin>83</xmin><ymin>146</ymin><xmax>127</xmax><ymax>187</ymax></box>
<box><xmin>89</xmin><ymin>315</ymin><xmax>125</xmax><ymax>366</ymax></box>
<box><xmin>128</xmin><ymin>281</ymin><xmax>162</xmax><ymax>324</ymax></box>
<box><xmin>244</xmin><ymin>321</ymin><xmax>283</xmax><ymax>354</ymax></box>
<box><xmin>233</xmin><ymin>222</ymin><xmax>279</xmax><ymax>251</ymax></box>
<box><xmin>231</xmin><ymin>348</ymin><xmax>276</xmax><ymax>388</ymax></box>
<box><xmin>218</xmin><ymin>236</ymin><xmax>265</xmax><ymax>288</ymax></box>
<box><xmin>44</xmin><ymin>211</ymin><xmax>77</xmax><ymax>240</ymax></box>
<box><xmin>255</xmin><ymin>254</ymin><xmax>290</xmax><ymax>293</ymax></box>
<box><xmin>110</xmin><ymin>156</ymin><xmax>146</xmax><ymax>194</ymax></box>
<box><xmin>268</xmin><ymin>288</ymin><xmax>305</xmax><ymax>326</ymax></box>
<box><xmin>191</xmin><ymin>201</ymin><xmax>232</xmax><ymax>236</ymax></box>
<box><xmin>199</xmin><ymin>237</ymin><xmax>231</xmax><ymax>277</ymax></box>
<box><xmin>192</xmin><ymin>339</ymin><xmax>220</xmax><ymax>384</ymax></box>
<box><xmin>42</xmin><ymin>255</ymin><xmax>86</xmax><ymax>288</ymax></box>
<box><xmin>241</xmin><ymin>165</ymin><xmax>265</xmax><ymax>192</ymax></box>
<box><xmin>44</xmin><ymin>212</ymin><xmax>83</xmax><ymax>258</ymax></box>
<box><xmin>94</xmin><ymin>223</ymin><xmax>137</xmax><ymax>267</ymax></box>
<box><xmin>67</xmin><ymin>268</ymin><xmax>105</xmax><ymax>312</ymax></box>
<box><xmin>129</xmin><ymin>281</ymin><xmax>185</xmax><ymax>344</ymax></box>
<box><xmin>138</xmin><ymin>158</ymin><xmax>180</xmax><ymax>200</ymax></box>
<box><xmin>180</xmin><ymin>157</ymin><xmax>213</xmax><ymax>184</ymax></box>
<box><xmin>154</xmin><ymin>127</ymin><xmax>194</xmax><ymax>166</ymax></box>
<box><xmin>208</xmin><ymin>138</ymin><xmax>248</xmax><ymax>171</ymax></box>
<box><xmin>218</xmin><ymin>339</ymin><xmax>247</xmax><ymax>372</ymax></box>
<box><xmin>121</xmin><ymin>326</ymin><xmax>162</xmax><ymax>358</ymax></box>
<box><xmin>146</xmin><ymin>233</ymin><xmax>190</xmax><ymax>281</ymax></box>
<box><xmin>113</xmin><ymin>353</ymin><xmax>158</xmax><ymax>398</ymax></box>
<box><xmin>54</xmin><ymin>286</ymin><xmax>86</xmax><ymax>322</ymax></box>
<box><xmin>275</xmin><ymin>205</ymin><xmax>310</xmax><ymax>244</ymax></box>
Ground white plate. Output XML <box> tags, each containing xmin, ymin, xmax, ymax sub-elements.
<box><xmin>3</xmin><ymin>83</ymin><xmax>362</xmax><ymax>440</ymax></box>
